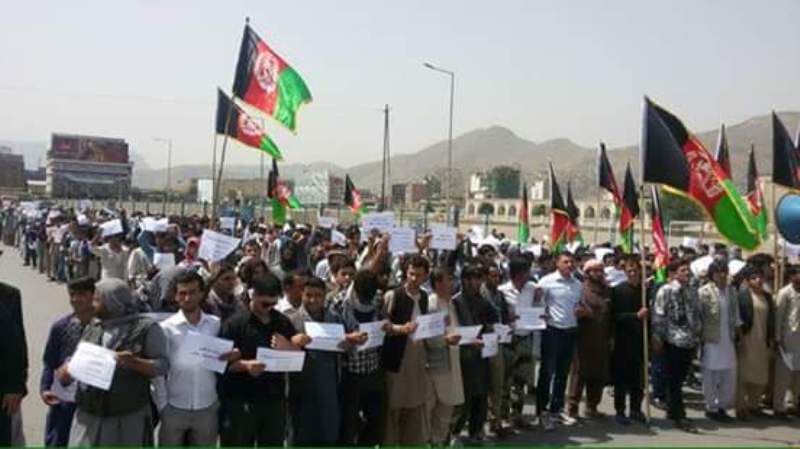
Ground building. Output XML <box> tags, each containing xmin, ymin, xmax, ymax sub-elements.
<box><xmin>46</xmin><ymin>134</ymin><xmax>133</xmax><ymax>198</ymax></box>
<box><xmin>391</xmin><ymin>183</ymin><xmax>407</xmax><ymax>206</ymax></box>
<box><xmin>0</xmin><ymin>147</ymin><xmax>26</xmax><ymax>195</ymax></box>
<box><xmin>468</xmin><ymin>166</ymin><xmax>522</xmax><ymax>200</ymax></box>
<box><xmin>529</xmin><ymin>180</ymin><xmax>545</xmax><ymax>201</ymax></box>
<box><xmin>391</xmin><ymin>182</ymin><xmax>428</xmax><ymax>207</ymax></box>
<box><xmin>468</xmin><ymin>172</ymin><xmax>490</xmax><ymax>200</ymax></box>
<box><xmin>294</xmin><ymin>170</ymin><xmax>344</xmax><ymax>206</ymax></box>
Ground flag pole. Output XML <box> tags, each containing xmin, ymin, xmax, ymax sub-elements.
<box><xmin>211</xmin><ymin>132</ymin><xmax>218</xmax><ymax>217</ymax></box>
<box><xmin>772</xmin><ymin>181</ymin><xmax>779</xmax><ymax>293</ymax></box>
<box><xmin>594</xmin><ymin>188</ymin><xmax>600</xmax><ymax>244</ymax></box>
<box><xmin>213</xmin><ymin>16</ymin><xmax>249</xmax><ymax>221</ymax></box>
<box><xmin>638</xmin><ymin>183</ymin><xmax>652</xmax><ymax>423</ymax></box>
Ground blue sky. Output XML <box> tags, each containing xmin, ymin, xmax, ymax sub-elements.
<box><xmin>1</xmin><ymin>0</ymin><xmax>798</xmax><ymax>169</ymax></box>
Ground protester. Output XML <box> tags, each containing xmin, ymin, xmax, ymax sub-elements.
<box><xmin>40</xmin><ymin>277</ymin><xmax>95</xmax><ymax>446</ymax></box>
<box><xmin>652</xmin><ymin>259</ymin><xmax>703</xmax><ymax>432</ymax></box>
<box><xmin>567</xmin><ymin>258</ymin><xmax>611</xmax><ymax>419</ymax></box>
<box><xmin>735</xmin><ymin>265</ymin><xmax>774</xmax><ymax>420</ymax></box>
<box><xmin>698</xmin><ymin>259</ymin><xmax>740</xmax><ymax>422</ymax></box>
<box><xmin>537</xmin><ymin>251</ymin><xmax>582</xmax><ymax>430</ymax></box>
<box><xmin>205</xmin><ymin>263</ymin><xmax>245</xmax><ymax>322</ymax></box>
<box><xmin>773</xmin><ymin>264</ymin><xmax>800</xmax><ymax>419</ymax></box>
<box><xmin>0</xmin><ymin>278</ymin><xmax>27</xmax><ymax>446</ymax></box>
<box><xmin>482</xmin><ymin>263</ymin><xmax>514</xmax><ymax>436</ymax></box>
<box><xmin>63</xmin><ymin>278</ymin><xmax>169</xmax><ymax>446</ymax></box>
<box><xmin>609</xmin><ymin>255</ymin><xmax>649</xmax><ymax>425</ymax></box>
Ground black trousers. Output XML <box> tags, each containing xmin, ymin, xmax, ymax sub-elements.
<box><xmin>664</xmin><ymin>343</ymin><xmax>695</xmax><ymax>420</ymax></box>
<box><xmin>453</xmin><ymin>394</ymin><xmax>489</xmax><ymax>438</ymax></box>
<box><xmin>339</xmin><ymin>370</ymin><xmax>386</xmax><ymax>446</ymax></box>
<box><xmin>0</xmin><ymin>410</ymin><xmax>11</xmax><ymax>447</ymax></box>
<box><xmin>612</xmin><ymin>346</ymin><xmax>643</xmax><ymax>416</ymax></box>
<box><xmin>219</xmin><ymin>398</ymin><xmax>285</xmax><ymax>447</ymax></box>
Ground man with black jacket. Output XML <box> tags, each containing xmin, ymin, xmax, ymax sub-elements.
<box><xmin>0</xmin><ymin>280</ymin><xmax>28</xmax><ymax>446</ymax></box>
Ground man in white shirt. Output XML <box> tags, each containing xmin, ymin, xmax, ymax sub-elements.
<box><xmin>536</xmin><ymin>252</ymin><xmax>583</xmax><ymax>430</ymax></box>
<box><xmin>276</xmin><ymin>268</ymin><xmax>309</xmax><ymax>319</ymax></box>
<box><xmin>498</xmin><ymin>257</ymin><xmax>541</xmax><ymax>429</ymax></box>
<box><xmin>156</xmin><ymin>271</ymin><xmax>238</xmax><ymax>446</ymax></box>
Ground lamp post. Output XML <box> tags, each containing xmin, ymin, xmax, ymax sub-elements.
<box><xmin>153</xmin><ymin>137</ymin><xmax>173</xmax><ymax>210</ymax></box>
<box><xmin>423</xmin><ymin>62</ymin><xmax>455</xmax><ymax>225</ymax></box>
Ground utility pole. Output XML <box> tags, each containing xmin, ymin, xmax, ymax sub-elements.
<box><xmin>380</xmin><ymin>104</ymin><xmax>390</xmax><ymax>211</ymax></box>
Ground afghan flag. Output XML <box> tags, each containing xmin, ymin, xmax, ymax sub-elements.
<box><xmin>619</xmin><ymin>163</ymin><xmax>640</xmax><ymax>253</ymax></box>
<box><xmin>518</xmin><ymin>183</ymin><xmax>530</xmax><ymax>244</ymax></box>
<box><xmin>650</xmin><ymin>186</ymin><xmax>668</xmax><ymax>284</ymax></box>
<box><xmin>714</xmin><ymin>123</ymin><xmax>732</xmax><ymax>179</ymax></box>
<box><xmin>746</xmin><ymin>145</ymin><xmax>768</xmax><ymax>240</ymax></box>
<box><xmin>216</xmin><ymin>89</ymin><xmax>282</xmax><ymax>160</ymax></box>
<box><xmin>566</xmin><ymin>181</ymin><xmax>582</xmax><ymax>244</ymax></box>
<box><xmin>598</xmin><ymin>142</ymin><xmax>622</xmax><ymax>204</ymax></box>
<box><xmin>344</xmin><ymin>174</ymin><xmax>366</xmax><ymax>217</ymax></box>
<box><xmin>641</xmin><ymin>97</ymin><xmax>761</xmax><ymax>250</ymax></box>
<box><xmin>267</xmin><ymin>158</ymin><xmax>301</xmax><ymax>225</ymax></box>
<box><xmin>772</xmin><ymin>111</ymin><xmax>800</xmax><ymax>191</ymax></box>
<box><xmin>233</xmin><ymin>24</ymin><xmax>312</xmax><ymax>133</ymax></box>
<box><xmin>549</xmin><ymin>163</ymin><xmax>570</xmax><ymax>252</ymax></box>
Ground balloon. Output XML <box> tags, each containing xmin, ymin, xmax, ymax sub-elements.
<box><xmin>775</xmin><ymin>194</ymin><xmax>800</xmax><ymax>244</ymax></box>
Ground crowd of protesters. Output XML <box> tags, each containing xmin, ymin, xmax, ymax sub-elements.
<box><xmin>0</xmin><ymin>200</ymin><xmax>799</xmax><ymax>447</ymax></box>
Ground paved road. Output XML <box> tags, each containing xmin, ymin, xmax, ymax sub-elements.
<box><xmin>2</xmin><ymin>242</ymin><xmax>798</xmax><ymax>446</ymax></box>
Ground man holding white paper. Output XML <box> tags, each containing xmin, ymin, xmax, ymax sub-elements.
<box><xmin>156</xmin><ymin>271</ymin><xmax>238</xmax><ymax>446</ymax></box>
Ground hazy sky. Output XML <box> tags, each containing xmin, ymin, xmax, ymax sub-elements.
<box><xmin>1</xmin><ymin>0</ymin><xmax>799</xmax><ymax>170</ymax></box>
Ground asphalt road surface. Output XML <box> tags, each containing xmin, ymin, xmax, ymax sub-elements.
<box><xmin>2</xmin><ymin>243</ymin><xmax>798</xmax><ymax>447</ymax></box>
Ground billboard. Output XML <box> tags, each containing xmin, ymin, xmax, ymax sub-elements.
<box><xmin>50</xmin><ymin>134</ymin><xmax>129</xmax><ymax>164</ymax></box>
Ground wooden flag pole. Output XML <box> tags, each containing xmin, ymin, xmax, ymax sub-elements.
<box><xmin>638</xmin><ymin>184</ymin><xmax>652</xmax><ymax>423</ymax></box>
<box><xmin>772</xmin><ymin>182</ymin><xmax>779</xmax><ymax>293</ymax></box>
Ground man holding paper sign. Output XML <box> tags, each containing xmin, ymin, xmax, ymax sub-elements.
<box><xmin>61</xmin><ymin>279</ymin><xmax>169</xmax><ymax>447</ymax></box>
<box><xmin>381</xmin><ymin>255</ymin><xmax>434</xmax><ymax>445</ymax></box>
<box><xmin>218</xmin><ymin>275</ymin><xmax>310</xmax><ymax>447</ymax></box>
<box><xmin>452</xmin><ymin>263</ymin><xmax>497</xmax><ymax>442</ymax></box>
<box><xmin>156</xmin><ymin>271</ymin><xmax>239</xmax><ymax>446</ymax></box>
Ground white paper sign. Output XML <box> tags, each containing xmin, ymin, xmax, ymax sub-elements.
<box><xmin>516</xmin><ymin>306</ymin><xmax>547</xmax><ymax>330</ymax></box>
<box><xmin>256</xmin><ymin>347</ymin><xmax>306</xmax><ymax>372</ymax></box>
<box><xmin>180</xmin><ymin>331</ymin><xmax>234</xmax><ymax>374</ymax></box>
<box><xmin>495</xmin><ymin>323</ymin><xmax>513</xmax><ymax>344</ymax></box>
<box><xmin>361</xmin><ymin>212</ymin><xmax>395</xmax><ymax>233</ymax></box>
<box><xmin>304</xmin><ymin>322</ymin><xmax>346</xmax><ymax>352</ymax></box>
<box><xmin>67</xmin><ymin>342</ymin><xmax>118</xmax><ymax>391</ymax></box>
<box><xmin>51</xmin><ymin>379</ymin><xmax>77</xmax><ymax>402</ymax></box>
<box><xmin>153</xmin><ymin>252</ymin><xmax>175</xmax><ymax>270</ymax></box>
<box><xmin>430</xmin><ymin>225</ymin><xmax>458</xmax><ymax>251</ymax></box>
<box><xmin>78</xmin><ymin>199</ymin><xmax>93</xmax><ymax>212</ymax></box>
<box><xmin>220</xmin><ymin>217</ymin><xmax>236</xmax><ymax>231</ymax></box>
<box><xmin>317</xmin><ymin>216</ymin><xmax>338</xmax><ymax>229</ymax></box>
<box><xmin>389</xmin><ymin>227</ymin><xmax>417</xmax><ymax>254</ymax></box>
<box><xmin>412</xmin><ymin>312</ymin><xmax>446</xmax><ymax>341</ymax></box>
<box><xmin>100</xmin><ymin>219</ymin><xmax>123</xmax><ymax>238</ymax></box>
<box><xmin>455</xmin><ymin>325</ymin><xmax>483</xmax><ymax>345</ymax></box>
<box><xmin>198</xmin><ymin>229</ymin><xmax>241</xmax><ymax>262</ymax></box>
<box><xmin>331</xmin><ymin>230</ymin><xmax>347</xmax><ymax>247</ymax></box>
<box><xmin>143</xmin><ymin>217</ymin><xmax>169</xmax><ymax>233</ymax></box>
<box><xmin>481</xmin><ymin>333</ymin><xmax>499</xmax><ymax>358</ymax></box>
<box><xmin>357</xmin><ymin>320</ymin><xmax>386</xmax><ymax>352</ymax></box>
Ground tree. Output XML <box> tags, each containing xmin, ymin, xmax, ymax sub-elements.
<box><xmin>660</xmin><ymin>189</ymin><xmax>704</xmax><ymax>223</ymax></box>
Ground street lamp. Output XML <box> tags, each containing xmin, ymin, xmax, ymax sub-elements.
<box><xmin>153</xmin><ymin>137</ymin><xmax>173</xmax><ymax>207</ymax></box>
<box><xmin>423</xmin><ymin>61</ymin><xmax>455</xmax><ymax>225</ymax></box>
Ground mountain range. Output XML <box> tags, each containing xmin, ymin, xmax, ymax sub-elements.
<box><xmin>3</xmin><ymin>111</ymin><xmax>799</xmax><ymax>199</ymax></box>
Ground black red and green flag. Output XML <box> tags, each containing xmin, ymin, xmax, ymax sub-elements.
<box><xmin>233</xmin><ymin>24</ymin><xmax>312</xmax><ymax>133</ymax></box>
<box><xmin>267</xmin><ymin>158</ymin><xmax>302</xmax><ymax>225</ymax></box>
<box><xmin>714</xmin><ymin>123</ymin><xmax>732</xmax><ymax>179</ymax></box>
<box><xmin>650</xmin><ymin>186</ymin><xmax>668</xmax><ymax>283</ymax></box>
<box><xmin>566</xmin><ymin>181</ymin><xmax>582</xmax><ymax>245</ymax></box>
<box><xmin>641</xmin><ymin>97</ymin><xmax>761</xmax><ymax>250</ymax></box>
<box><xmin>772</xmin><ymin>111</ymin><xmax>800</xmax><ymax>191</ymax></box>
<box><xmin>216</xmin><ymin>89</ymin><xmax>283</xmax><ymax>160</ymax></box>
<box><xmin>518</xmin><ymin>183</ymin><xmax>530</xmax><ymax>244</ymax></box>
<box><xmin>549</xmin><ymin>163</ymin><xmax>570</xmax><ymax>252</ymax></box>
<box><xmin>598</xmin><ymin>142</ymin><xmax>622</xmax><ymax>204</ymax></box>
<box><xmin>746</xmin><ymin>145</ymin><xmax>768</xmax><ymax>240</ymax></box>
<box><xmin>344</xmin><ymin>175</ymin><xmax>366</xmax><ymax>217</ymax></box>
<box><xmin>619</xmin><ymin>163</ymin><xmax>640</xmax><ymax>253</ymax></box>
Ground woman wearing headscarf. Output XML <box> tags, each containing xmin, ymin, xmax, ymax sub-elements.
<box><xmin>58</xmin><ymin>279</ymin><xmax>168</xmax><ymax>447</ymax></box>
